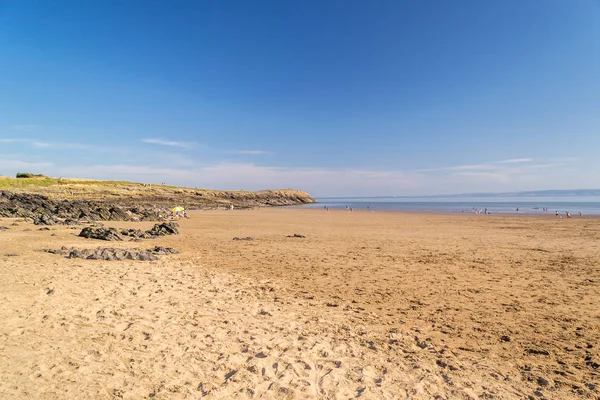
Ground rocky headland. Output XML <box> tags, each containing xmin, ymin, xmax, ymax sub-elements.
<box><xmin>0</xmin><ymin>176</ymin><xmax>315</xmax><ymax>224</ymax></box>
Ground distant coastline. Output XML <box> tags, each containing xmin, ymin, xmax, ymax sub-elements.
<box><xmin>319</xmin><ymin>189</ymin><xmax>600</xmax><ymax>200</ymax></box>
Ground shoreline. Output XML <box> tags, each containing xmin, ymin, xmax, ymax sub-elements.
<box><xmin>287</xmin><ymin>206</ymin><xmax>600</xmax><ymax>218</ymax></box>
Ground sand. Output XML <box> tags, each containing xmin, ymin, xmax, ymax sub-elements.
<box><xmin>0</xmin><ymin>209</ymin><xmax>599</xmax><ymax>399</ymax></box>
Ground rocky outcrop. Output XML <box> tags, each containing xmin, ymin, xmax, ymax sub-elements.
<box><xmin>0</xmin><ymin>191</ymin><xmax>166</xmax><ymax>224</ymax></box>
<box><xmin>41</xmin><ymin>246</ymin><xmax>179</xmax><ymax>261</ymax></box>
<box><xmin>146</xmin><ymin>222</ymin><xmax>179</xmax><ymax>236</ymax></box>
<box><xmin>80</xmin><ymin>222</ymin><xmax>180</xmax><ymax>241</ymax></box>
<box><xmin>79</xmin><ymin>227</ymin><xmax>124</xmax><ymax>241</ymax></box>
<box><xmin>0</xmin><ymin>188</ymin><xmax>315</xmax><ymax>225</ymax></box>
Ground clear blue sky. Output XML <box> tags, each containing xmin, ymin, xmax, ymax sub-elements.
<box><xmin>1</xmin><ymin>0</ymin><xmax>598</xmax><ymax>196</ymax></box>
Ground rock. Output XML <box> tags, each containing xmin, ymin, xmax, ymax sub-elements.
<box><xmin>109</xmin><ymin>207</ymin><xmax>129</xmax><ymax>221</ymax></box>
<box><xmin>33</xmin><ymin>213</ymin><xmax>58</xmax><ymax>225</ymax></box>
<box><xmin>68</xmin><ymin>249</ymin><xmax>86</xmax><ymax>259</ymax></box>
<box><xmin>500</xmin><ymin>335</ymin><xmax>511</xmax><ymax>342</ymax></box>
<box><xmin>41</xmin><ymin>248</ymin><xmax>69</xmax><ymax>255</ymax></box>
<box><xmin>151</xmin><ymin>246</ymin><xmax>180</xmax><ymax>255</ymax></box>
<box><xmin>38</xmin><ymin>227</ymin><xmax>51</xmax><ymax>231</ymax></box>
<box><xmin>121</xmin><ymin>228</ymin><xmax>150</xmax><ymax>239</ymax></box>
<box><xmin>146</xmin><ymin>222</ymin><xmax>179</xmax><ymax>236</ymax></box>
<box><xmin>138</xmin><ymin>251</ymin><xmax>158</xmax><ymax>261</ymax></box>
<box><xmin>537</xmin><ymin>376</ymin><xmax>549</xmax><ymax>387</ymax></box>
<box><xmin>0</xmin><ymin>191</ymin><xmax>172</xmax><ymax>225</ymax></box>
<box><xmin>59</xmin><ymin>246</ymin><xmax>179</xmax><ymax>261</ymax></box>
<box><xmin>79</xmin><ymin>227</ymin><xmax>124</xmax><ymax>241</ymax></box>
<box><xmin>233</xmin><ymin>237</ymin><xmax>254</xmax><ymax>241</ymax></box>
<box><xmin>0</xmin><ymin>226</ymin><xmax>9</xmax><ymax>230</ymax></box>
<box><xmin>3</xmin><ymin>253</ymin><xmax>18</xmax><ymax>257</ymax></box>
<box><xmin>287</xmin><ymin>233</ymin><xmax>305</xmax><ymax>238</ymax></box>
<box><xmin>526</xmin><ymin>348</ymin><xmax>550</xmax><ymax>356</ymax></box>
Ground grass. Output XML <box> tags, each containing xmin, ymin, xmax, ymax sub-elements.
<box><xmin>0</xmin><ymin>176</ymin><xmax>59</xmax><ymax>188</ymax></box>
<box><xmin>0</xmin><ymin>175</ymin><xmax>314</xmax><ymax>202</ymax></box>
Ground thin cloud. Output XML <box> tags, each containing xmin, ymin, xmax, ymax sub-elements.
<box><xmin>452</xmin><ymin>172</ymin><xmax>510</xmax><ymax>181</ymax></box>
<box><xmin>0</xmin><ymin>138</ymin><xmax>115</xmax><ymax>152</ymax></box>
<box><xmin>231</xmin><ymin>150</ymin><xmax>272</xmax><ymax>155</ymax></box>
<box><xmin>496</xmin><ymin>158</ymin><xmax>534</xmax><ymax>164</ymax></box>
<box><xmin>0</xmin><ymin>138</ymin><xmax>49</xmax><ymax>146</ymax></box>
<box><xmin>417</xmin><ymin>164</ymin><xmax>496</xmax><ymax>172</ymax></box>
<box><xmin>141</xmin><ymin>138</ymin><xmax>196</xmax><ymax>149</ymax></box>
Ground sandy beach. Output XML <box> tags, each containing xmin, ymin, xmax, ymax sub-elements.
<box><xmin>1</xmin><ymin>209</ymin><xmax>598</xmax><ymax>399</ymax></box>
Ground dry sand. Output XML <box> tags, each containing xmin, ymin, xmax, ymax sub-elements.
<box><xmin>0</xmin><ymin>209</ymin><xmax>599</xmax><ymax>399</ymax></box>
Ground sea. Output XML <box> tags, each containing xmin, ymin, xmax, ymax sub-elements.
<box><xmin>298</xmin><ymin>196</ymin><xmax>600</xmax><ymax>216</ymax></box>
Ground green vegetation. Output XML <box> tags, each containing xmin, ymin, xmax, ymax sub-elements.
<box><xmin>0</xmin><ymin>174</ymin><xmax>315</xmax><ymax>205</ymax></box>
<box><xmin>16</xmin><ymin>172</ymin><xmax>46</xmax><ymax>178</ymax></box>
<box><xmin>0</xmin><ymin>176</ymin><xmax>58</xmax><ymax>188</ymax></box>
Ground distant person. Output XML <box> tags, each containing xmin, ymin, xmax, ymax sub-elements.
<box><xmin>484</xmin><ymin>208</ymin><xmax>487</xmax><ymax>215</ymax></box>
<box><xmin>566</xmin><ymin>211</ymin><xmax>571</xmax><ymax>218</ymax></box>
<box><xmin>555</xmin><ymin>210</ymin><xmax>559</xmax><ymax>217</ymax></box>
<box><xmin>579</xmin><ymin>211</ymin><xmax>582</xmax><ymax>217</ymax></box>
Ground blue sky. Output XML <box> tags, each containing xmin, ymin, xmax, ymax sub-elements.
<box><xmin>0</xmin><ymin>0</ymin><xmax>598</xmax><ymax>196</ymax></box>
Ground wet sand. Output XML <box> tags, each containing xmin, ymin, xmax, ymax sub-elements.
<box><xmin>1</xmin><ymin>209</ymin><xmax>599</xmax><ymax>399</ymax></box>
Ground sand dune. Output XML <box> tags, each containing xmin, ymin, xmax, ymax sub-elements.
<box><xmin>1</xmin><ymin>209</ymin><xmax>598</xmax><ymax>399</ymax></box>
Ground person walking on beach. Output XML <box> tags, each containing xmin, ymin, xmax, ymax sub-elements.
<box><xmin>579</xmin><ymin>211</ymin><xmax>582</xmax><ymax>217</ymax></box>
<box><xmin>555</xmin><ymin>210</ymin><xmax>559</xmax><ymax>217</ymax></box>
<box><xmin>566</xmin><ymin>211</ymin><xmax>571</xmax><ymax>218</ymax></box>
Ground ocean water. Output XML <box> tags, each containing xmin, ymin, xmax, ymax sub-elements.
<box><xmin>299</xmin><ymin>196</ymin><xmax>600</xmax><ymax>216</ymax></box>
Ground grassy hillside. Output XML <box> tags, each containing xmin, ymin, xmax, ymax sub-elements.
<box><xmin>0</xmin><ymin>175</ymin><xmax>315</xmax><ymax>207</ymax></box>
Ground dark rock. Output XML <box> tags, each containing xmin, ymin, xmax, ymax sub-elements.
<box><xmin>41</xmin><ymin>248</ymin><xmax>69</xmax><ymax>255</ymax></box>
<box><xmin>59</xmin><ymin>246</ymin><xmax>178</xmax><ymax>261</ymax></box>
<box><xmin>138</xmin><ymin>251</ymin><xmax>158</xmax><ymax>261</ymax></box>
<box><xmin>3</xmin><ymin>253</ymin><xmax>18</xmax><ymax>257</ymax></box>
<box><xmin>151</xmin><ymin>246</ymin><xmax>180</xmax><ymax>255</ymax></box>
<box><xmin>33</xmin><ymin>213</ymin><xmax>58</xmax><ymax>225</ymax></box>
<box><xmin>233</xmin><ymin>237</ymin><xmax>254</xmax><ymax>241</ymax></box>
<box><xmin>0</xmin><ymin>190</ymin><xmax>172</xmax><ymax>225</ymax></box>
<box><xmin>68</xmin><ymin>249</ymin><xmax>86</xmax><ymax>259</ymax></box>
<box><xmin>10</xmin><ymin>223</ymin><xmax>18</xmax><ymax>226</ymax></box>
<box><xmin>38</xmin><ymin>227</ymin><xmax>51</xmax><ymax>231</ymax></box>
<box><xmin>500</xmin><ymin>335</ymin><xmax>511</xmax><ymax>342</ymax></box>
<box><xmin>109</xmin><ymin>207</ymin><xmax>129</xmax><ymax>221</ymax></box>
<box><xmin>537</xmin><ymin>377</ymin><xmax>549</xmax><ymax>387</ymax></box>
<box><xmin>121</xmin><ymin>228</ymin><xmax>150</xmax><ymax>239</ymax></box>
<box><xmin>526</xmin><ymin>348</ymin><xmax>550</xmax><ymax>356</ymax></box>
<box><xmin>79</xmin><ymin>227</ymin><xmax>124</xmax><ymax>241</ymax></box>
<box><xmin>287</xmin><ymin>233</ymin><xmax>305</xmax><ymax>238</ymax></box>
<box><xmin>50</xmin><ymin>233</ymin><xmax>57</xmax><ymax>236</ymax></box>
<box><xmin>147</xmin><ymin>222</ymin><xmax>179</xmax><ymax>236</ymax></box>
<box><xmin>0</xmin><ymin>226</ymin><xmax>9</xmax><ymax>230</ymax></box>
